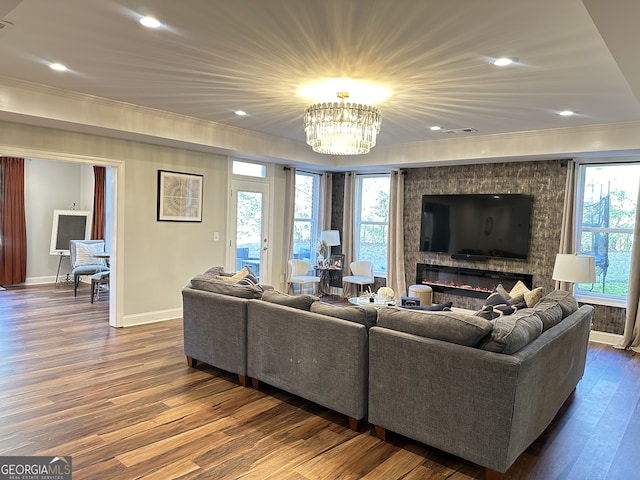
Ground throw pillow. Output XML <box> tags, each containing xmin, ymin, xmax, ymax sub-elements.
<box><xmin>479</xmin><ymin>309</ymin><xmax>543</xmax><ymax>354</ymax></box>
<box><xmin>509</xmin><ymin>280</ymin><xmax>530</xmax><ymax>299</ymax></box>
<box><xmin>74</xmin><ymin>242</ymin><xmax>106</xmax><ymax>267</ymax></box>
<box><xmin>376</xmin><ymin>308</ymin><xmax>493</xmax><ymax>347</ymax></box>
<box><xmin>402</xmin><ymin>301</ymin><xmax>453</xmax><ymax>311</ymax></box>
<box><xmin>310</xmin><ymin>301</ymin><xmax>377</xmax><ymax>328</ymax></box>
<box><xmin>473</xmin><ymin>305</ymin><xmax>498</xmax><ymax>320</ymax></box>
<box><xmin>216</xmin><ymin>266</ymin><xmax>252</xmax><ymax>283</ymax></box>
<box><xmin>261</xmin><ymin>289</ymin><xmax>318</xmax><ymax>311</ymax></box>
<box><xmin>237</xmin><ymin>272</ymin><xmax>264</xmax><ymax>291</ymax></box>
<box><xmin>496</xmin><ymin>283</ymin><xmax>511</xmax><ymax>300</ymax></box>
<box><xmin>524</xmin><ymin>287</ymin><xmax>544</xmax><ymax>308</ymax></box>
<box><xmin>507</xmin><ymin>281</ymin><xmax>544</xmax><ymax>308</ymax></box>
<box><xmin>484</xmin><ymin>290</ymin><xmax>511</xmax><ymax>307</ymax></box>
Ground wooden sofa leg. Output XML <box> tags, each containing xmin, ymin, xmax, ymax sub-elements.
<box><xmin>374</xmin><ymin>425</ymin><xmax>386</xmax><ymax>441</ymax></box>
<box><xmin>238</xmin><ymin>374</ymin><xmax>249</xmax><ymax>387</ymax></box>
<box><xmin>348</xmin><ymin>417</ymin><xmax>360</xmax><ymax>431</ymax></box>
<box><xmin>251</xmin><ymin>378</ymin><xmax>260</xmax><ymax>389</ymax></box>
<box><xmin>485</xmin><ymin>468</ymin><xmax>502</xmax><ymax>480</ymax></box>
<box><xmin>186</xmin><ymin>356</ymin><xmax>197</xmax><ymax>368</ymax></box>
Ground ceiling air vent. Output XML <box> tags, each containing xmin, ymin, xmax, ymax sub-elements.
<box><xmin>442</xmin><ymin>128</ymin><xmax>477</xmax><ymax>134</ymax></box>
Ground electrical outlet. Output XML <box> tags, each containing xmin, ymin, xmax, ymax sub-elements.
<box><xmin>213</xmin><ymin>231</ymin><xmax>219</xmax><ymax>241</ymax></box>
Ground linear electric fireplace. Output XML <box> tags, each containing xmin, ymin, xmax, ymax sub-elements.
<box><xmin>416</xmin><ymin>264</ymin><xmax>533</xmax><ymax>299</ymax></box>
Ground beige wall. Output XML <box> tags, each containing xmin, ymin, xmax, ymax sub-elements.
<box><xmin>1</xmin><ymin>120</ymin><xmax>291</xmax><ymax>326</ymax></box>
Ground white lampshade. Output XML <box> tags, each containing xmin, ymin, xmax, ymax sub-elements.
<box><xmin>320</xmin><ymin>230</ymin><xmax>341</xmax><ymax>246</ymax></box>
<box><xmin>552</xmin><ymin>254</ymin><xmax>596</xmax><ymax>284</ymax></box>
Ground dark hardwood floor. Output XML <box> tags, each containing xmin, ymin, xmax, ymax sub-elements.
<box><xmin>0</xmin><ymin>285</ymin><xmax>638</xmax><ymax>479</ymax></box>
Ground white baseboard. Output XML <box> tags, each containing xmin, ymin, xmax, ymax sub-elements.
<box><xmin>122</xmin><ymin>308</ymin><xmax>182</xmax><ymax>327</ymax></box>
<box><xmin>24</xmin><ymin>275</ymin><xmax>57</xmax><ymax>285</ymax></box>
<box><xmin>589</xmin><ymin>330</ymin><xmax>622</xmax><ymax>346</ymax></box>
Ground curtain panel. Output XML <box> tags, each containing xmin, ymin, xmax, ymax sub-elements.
<box><xmin>282</xmin><ymin>166</ymin><xmax>296</xmax><ymax>286</ymax></box>
<box><xmin>387</xmin><ymin>170</ymin><xmax>407</xmax><ymax>299</ymax></box>
<box><xmin>91</xmin><ymin>166</ymin><xmax>106</xmax><ymax>240</ymax></box>
<box><xmin>341</xmin><ymin>172</ymin><xmax>356</xmax><ymax>269</ymax></box>
<box><xmin>319</xmin><ymin>172</ymin><xmax>332</xmax><ymax>232</ymax></box>
<box><xmin>0</xmin><ymin>157</ymin><xmax>27</xmax><ymax>285</ymax></box>
<box><xmin>555</xmin><ymin>159</ymin><xmax>577</xmax><ymax>291</ymax></box>
<box><xmin>615</xmin><ymin>179</ymin><xmax>640</xmax><ymax>352</ymax></box>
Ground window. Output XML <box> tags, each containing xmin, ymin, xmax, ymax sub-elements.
<box><xmin>355</xmin><ymin>174</ymin><xmax>390</xmax><ymax>276</ymax></box>
<box><xmin>293</xmin><ymin>172</ymin><xmax>320</xmax><ymax>264</ymax></box>
<box><xmin>232</xmin><ymin>160</ymin><xmax>266</xmax><ymax>178</ymax></box>
<box><xmin>575</xmin><ymin>162</ymin><xmax>640</xmax><ymax>305</ymax></box>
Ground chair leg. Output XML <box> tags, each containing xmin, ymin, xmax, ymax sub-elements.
<box><xmin>90</xmin><ymin>279</ymin><xmax>95</xmax><ymax>304</ymax></box>
<box><xmin>74</xmin><ymin>275</ymin><xmax>79</xmax><ymax>296</ymax></box>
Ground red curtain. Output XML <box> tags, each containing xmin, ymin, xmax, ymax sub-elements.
<box><xmin>91</xmin><ymin>166</ymin><xmax>106</xmax><ymax>240</ymax></box>
<box><xmin>0</xmin><ymin>157</ymin><xmax>27</xmax><ymax>285</ymax></box>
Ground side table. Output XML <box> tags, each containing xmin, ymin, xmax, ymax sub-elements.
<box><xmin>315</xmin><ymin>267</ymin><xmax>342</xmax><ymax>296</ymax></box>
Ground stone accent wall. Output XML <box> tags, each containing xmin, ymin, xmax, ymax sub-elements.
<box><xmin>402</xmin><ymin>159</ymin><xmax>625</xmax><ymax>333</ymax></box>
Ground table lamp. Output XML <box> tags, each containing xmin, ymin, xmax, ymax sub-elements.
<box><xmin>552</xmin><ymin>253</ymin><xmax>596</xmax><ymax>293</ymax></box>
<box><xmin>320</xmin><ymin>230</ymin><xmax>341</xmax><ymax>255</ymax></box>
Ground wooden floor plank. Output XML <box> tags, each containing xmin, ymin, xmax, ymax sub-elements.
<box><xmin>0</xmin><ymin>285</ymin><xmax>638</xmax><ymax>479</ymax></box>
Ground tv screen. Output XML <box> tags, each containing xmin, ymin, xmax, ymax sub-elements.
<box><xmin>419</xmin><ymin>194</ymin><xmax>533</xmax><ymax>260</ymax></box>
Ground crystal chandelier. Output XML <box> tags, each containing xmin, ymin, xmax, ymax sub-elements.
<box><xmin>303</xmin><ymin>92</ymin><xmax>382</xmax><ymax>155</ymax></box>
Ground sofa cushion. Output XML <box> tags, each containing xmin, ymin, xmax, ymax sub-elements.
<box><xmin>532</xmin><ymin>299</ymin><xmax>564</xmax><ymax>331</ymax></box>
<box><xmin>310</xmin><ymin>301</ymin><xmax>377</xmax><ymax>328</ymax></box>
<box><xmin>542</xmin><ymin>290</ymin><xmax>579</xmax><ymax>318</ymax></box>
<box><xmin>376</xmin><ymin>308</ymin><xmax>493</xmax><ymax>347</ymax></box>
<box><xmin>190</xmin><ymin>274</ymin><xmax>263</xmax><ymax>299</ymax></box>
<box><xmin>479</xmin><ymin>308</ymin><xmax>543</xmax><ymax>354</ymax></box>
<box><xmin>202</xmin><ymin>265</ymin><xmax>226</xmax><ymax>278</ymax></box>
<box><xmin>261</xmin><ymin>289</ymin><xmax>318</xmax><ymax>311</ymax></box>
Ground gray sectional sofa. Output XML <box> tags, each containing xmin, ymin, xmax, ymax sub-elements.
<box><xmin>182</xmin><ymin>268</ymin><xmax>593</xmax><ymax>478</ymax></box>
<box><xmin>369</xmin><ymin>300</ymin><xmax>593</xmax><ymax>478</ymax></box>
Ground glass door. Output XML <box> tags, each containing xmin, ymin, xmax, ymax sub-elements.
<box><xmin>229</xmin><ymin>180</ymin><xmax>270</xmax><ymax>283</ymax></box>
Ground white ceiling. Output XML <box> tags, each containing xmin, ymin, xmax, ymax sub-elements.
<box><xmin>1</xmin><ymin>0</ymin><xmax>640</xmax><ymax>167</ymax></box>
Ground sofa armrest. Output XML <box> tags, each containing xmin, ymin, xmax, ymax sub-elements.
<box><xmin>182</xmin><ymin>286</ymin><xmax>249</xmax><ymax>376</ymax></box>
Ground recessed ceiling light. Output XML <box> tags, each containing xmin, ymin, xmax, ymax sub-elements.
<box><xmin>49</xmin><ymin>63</ymin><xmax>67</xmax><ymax>71</ymax></box>
<box><xmin>429</xmin><ymin>126</ymin><xmax>442</xmax><ymax>131</ymax></box>
<box><xmin>559</xmin><ymin>110</ymin><xmax>575</xmax><ymax>116</ymax></box>
<box><xmin>234</xmin><ymin>110</ymin><xmax>247</xmax><ymax>116</ymax></box>
<box><xmin>492</xmin><ymin>57</ymin><xmax>516</xmax><ymax>66</ymax></box>
<box><xmin>139</xmin><ymin>16</ymin><xmax>161</xmax><ymax>28</ymax></box>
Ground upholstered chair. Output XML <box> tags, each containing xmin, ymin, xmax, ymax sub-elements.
<box><xmin>288</xmin><ymin>259</ymin><xmax>320</xmax><ymax>295</ymax></box>
<box><xmin>342</xmin><ymin>261</ymin><xmax>374</xmax><ymax>297</ymax></box>
<box><xmin>69</xmin><ymin>240</ymin><xmax>108</xmax><ymax>296</ymax></box>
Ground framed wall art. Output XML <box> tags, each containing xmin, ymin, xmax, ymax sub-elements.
<box><xmin>157</xmin><ymin>170</ymin><xmax>203</xmax><ymax>222</ymax></box>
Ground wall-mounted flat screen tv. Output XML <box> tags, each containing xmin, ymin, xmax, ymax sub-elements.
<box><xmin>419</xmin><ymin>194</ymin><xmax>533</xmax><ymax>260</ymax></box>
